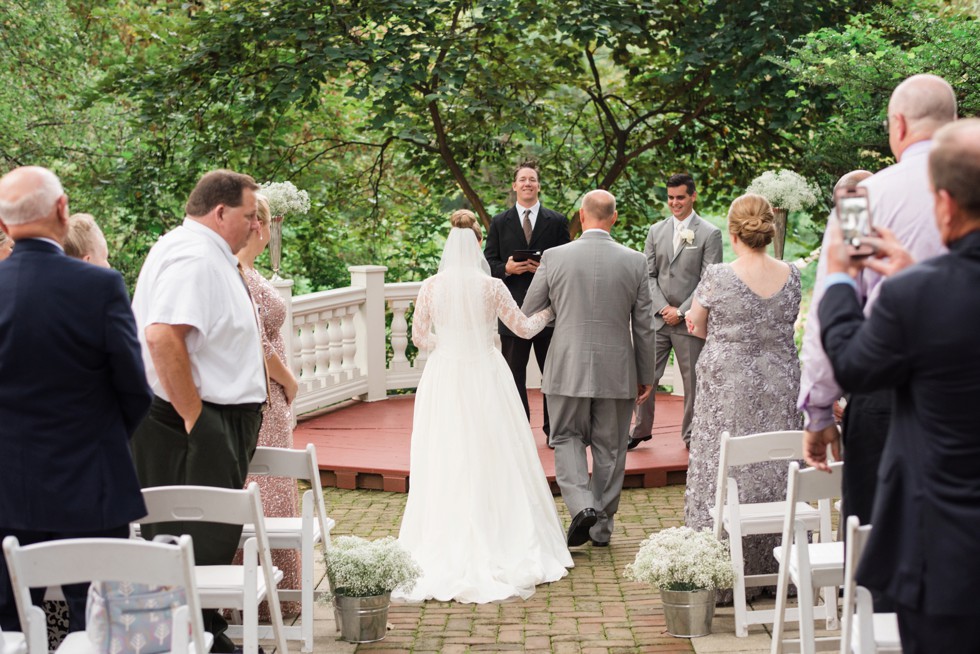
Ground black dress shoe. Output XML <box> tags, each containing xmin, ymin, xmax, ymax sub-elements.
<box><xmin>590</xmin><ymin>538</ymin><xmax>610</xmax><ymax>547</ymax></box>
<box><xmin>566</xmin><ymin>508</ymin><xmax>598</xmax><ymax>547</ymax></box>
<box><xmin>627</xmin><ymin>435</ymin><xmax>652</xmax><ymax>451</ymax></box>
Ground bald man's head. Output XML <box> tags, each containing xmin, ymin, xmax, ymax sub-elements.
<box><xmin>0</xmin><ymin>166</ymin><xmax>64</xmax><ymax>226</ymax></box>
<box><xmin>889</xmin><ymin>74</ymin><xmax>957</xmax><ymax>136</ymax></box>
<box><xmin>580</xmin><ymin>190</ymin><xmax>617</xmax><ymax>232</ymax></box>
<box><xmin>833</xmin><ymin>170</ymin><xmax>873</xmax><ymax>196</ymax></box>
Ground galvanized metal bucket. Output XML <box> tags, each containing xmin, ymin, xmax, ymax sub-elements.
<box><xmin>334</xmin><ymin>592</ymin><xmax>391</xmax><ymax>643</ymax></box>
<box><xmin>660</xmin><ymin>588</ymin><xmax>715</xmax><ymax>638</ymax></box>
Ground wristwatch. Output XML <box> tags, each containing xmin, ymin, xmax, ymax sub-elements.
<box><xmin>676</xmin><ymin>309</ymin><xmax>684</xmax><ymax>319</ymax></box>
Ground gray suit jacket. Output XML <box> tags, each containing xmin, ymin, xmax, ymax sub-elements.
<box><xmin>645</xmin><ymin>213</ymin><xmax>723</xmax><ymax>331</ymax></box>
<box><xmin>522</xmin><ymin>231</ymin><xmax>657</xmax><ymax>399</ymax></box>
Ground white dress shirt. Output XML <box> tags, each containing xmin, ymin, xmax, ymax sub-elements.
<box><xmin>516</xmin><ymin>201</ymin><xmax>541</xmax><ymax>231</ymax></box>
<box><xmin>132</xmin><ymin>218</ymin><xmax>266</xmax><ymax>405</ymax></box>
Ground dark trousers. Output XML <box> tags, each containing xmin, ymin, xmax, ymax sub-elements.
<box><xmin>840</xmin><ymin>389</ymin><xmax>892</xmax><ymax>527</ymax></box>
<box><xmin>897</xmin><ymin>604</ymin><xmax>980</xmax><ymax>654</ymax></box>
<box><xmin>130</xmin><ymin>396</ymin><xmax>261</xmax><ymax>651</ymax></box>
<box><xmin>841</xmin><ymin>388</ymin><xmax>894</xmax><ymax>613</ymax></box>
<box><xmin>0</xmin><ymin>523</ymin><xmax>130</xmax><ymax>632</ymax></box>
<box><xmin>500</xmin><ymin>329</ymin><xmax>553</xmax><ymax>436</ymax></box>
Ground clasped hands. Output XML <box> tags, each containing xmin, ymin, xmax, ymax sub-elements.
<box><xmin>505</xmin><ymin>256</ymin><xmax>540</xmax><ymax>275</ymax></box>
<box><xmin>661</xmin><ymin>306</ymin><xmax>683</xmax><ymax>326</ymax></box>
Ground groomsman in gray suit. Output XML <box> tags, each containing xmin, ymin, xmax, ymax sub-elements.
<box><xmin>523</xmin><ymin>190</ymin><xmax>656</xmax><ymax>547</ymax></box>
<box><xmin>628</xmin><ymin>173</ymin><xmax>722</xmax><ymax>450</ymax></box>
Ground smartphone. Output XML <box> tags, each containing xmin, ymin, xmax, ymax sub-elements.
<box><xmin>834</xmin><ymin>186</ymin><xmax>874</xmax><ymax>257</ymax></box>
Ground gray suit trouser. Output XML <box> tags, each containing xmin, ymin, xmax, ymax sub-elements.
<box><xmin>548</xmin><ymin>394</ymin><xmax>635</xmax><ymax>542</ymax></box>
<box><xmin>631</xmin><ymin>328</ymin><xmax>704</xmax><ymax>445</ymax></box>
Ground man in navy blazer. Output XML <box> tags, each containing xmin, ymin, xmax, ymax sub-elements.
<box><xmin>0</xmin><ymin>167</ymin><xmax>151</xmax><ymax>632</ymax></box>
<box><xmin>484</xmin><ymin>162</ymin><xmax>570</xmax><ymax>440</ymax></box>
<box><xmin>808</xmin><ymin>120</ymin><xmax>980</xmax><ymax>653</ymax></box>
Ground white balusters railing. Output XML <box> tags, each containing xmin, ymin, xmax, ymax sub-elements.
<box><xmin>278</xmin><ymin>265</ymin><xmax>682</xmax><ymax>418</ymax></box>
<box><xmin>385</xmin><ymin>282</ymin><xmax>425</xmax><ymax>391</ymax></box>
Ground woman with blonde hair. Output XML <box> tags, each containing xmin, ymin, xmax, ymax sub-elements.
<box><xmin>395</xmin><ymin>209</ymin><xmax>572</xmax><ymax>603</ymax></box>
<box><xmin>234</xmin><ymin>192</ymin><xmax>302</xmax><ymax>617</ymax></box>
<box><xmin>683</xmin><ymin>193</ymin><xmax>803</xmax><ymax>595</ymax></box>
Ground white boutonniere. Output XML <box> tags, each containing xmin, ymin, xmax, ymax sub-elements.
<box><xmin>680</xmin><ymin>228</ymin><xmax>695</xmax><ymax>245</ymax></box>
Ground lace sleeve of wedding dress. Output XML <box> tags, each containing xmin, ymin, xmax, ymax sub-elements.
<box><xmin>412</xmin><ymin>279</ymin><xmax>436</xmax><ymax>351</ymax></box>
<box><xmin>492</xmin><ymin>278</ymin><xmax>554</xmax><ymax>339</ymax></box>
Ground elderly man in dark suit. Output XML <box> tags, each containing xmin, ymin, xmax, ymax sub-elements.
<box><xmin>808</xmin><ymin>119</ymin><xmax>980</xmax><ymax>653</ymax></box>
<box><xmin>485</xmin><ymin>161</ymin><xmax>570</xmax><ymax>441</ymax></box>
<box><xmin>0</xmin><ymin>166</ymin><xmax>151</xmax><ymax>632</ymax></box>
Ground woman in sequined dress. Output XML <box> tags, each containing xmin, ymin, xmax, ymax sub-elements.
<box><xmin>235</xmin><ymin>193</ymin><xmax>301</xmax><ymax>617</ymax></box>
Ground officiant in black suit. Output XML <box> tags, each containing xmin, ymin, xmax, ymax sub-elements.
<box><xmin>485</xmin><ymin>162</ymin><xmax>570</xmax><ymax>440</ymax></box>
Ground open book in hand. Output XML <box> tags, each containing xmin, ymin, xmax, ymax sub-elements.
<box><xmin>512</xmin><ymin>249</ymin><xmax>543</xmax><ymax>262</ymax></box>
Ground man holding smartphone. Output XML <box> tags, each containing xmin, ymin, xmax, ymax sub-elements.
<box><xmin>799</xmin><ymin>74</ymin><xmax>956</xmax><ymax>543</ymax></box>
<box><xmin>484</xmin><ymin>161</ymin><xmax>570</xmax><ymax>443</ymax></box>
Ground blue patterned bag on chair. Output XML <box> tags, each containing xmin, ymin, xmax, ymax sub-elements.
<box><xmin>85</xmin><ymin>581</ymin><xmax>187</xmax><ymax>654</ymax></box>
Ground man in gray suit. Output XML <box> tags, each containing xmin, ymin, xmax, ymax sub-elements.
<box><xmin>628</xmin><ymin>173</ymin><xmax>723</xmax><ymax>450</ymax></box>
<box><xmin>523</xmin><ymin>190</ymin><xmax>657</xmax><ymax>547</ymax></box>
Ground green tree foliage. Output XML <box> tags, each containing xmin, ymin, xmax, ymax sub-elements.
<box><xmin>14</xmin><ymin>0</ymin><xmax>964</xmax><ymax>291</ymax></box>
<box><xmin>776</xmin><ymin>0</ymin><xmax>980</xmax><ymax>191</ymax></box>
<box><xmin>103</xmin><ymin>0</ymin><xmax>873</xmax><ymax>259</ymax></box>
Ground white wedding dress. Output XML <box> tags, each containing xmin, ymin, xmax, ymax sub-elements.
<box><xmin>393</xmin><ymin>227</ymin><xmax>573</xmax><ymax>604</ymax></box>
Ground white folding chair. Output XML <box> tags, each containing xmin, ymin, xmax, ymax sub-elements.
<box><xmin>839</xmin><ymin>516</ymin><xmax>902</xmax><ymax>654</ymax></box>
<box><xmin>772</xmin><ymin>461</ymin><xmax>846</xmax><ymax>654</ymax></box>
<box><xmin>0</xmin><ymin>624</ymin><xmax>26</xmax><ymax>654</ymax></box>
<box><xmin>136</xmin><ymin>484</ymin><xmax>288</xmax><ymax>654</ymax></box>
<box><xmin>2</xmin><ymin>535</ymin><xmax>209</xmax><ymax>654</ymax></box>
<box><xmin>713</xmin><ymin>430</ymin><xmax>829</xmax><ymax>637</ymax></box>
<box><xmin>239</xmin><ymin>444</ymin><xmax>335</xmax><ymax>651</ymax></box>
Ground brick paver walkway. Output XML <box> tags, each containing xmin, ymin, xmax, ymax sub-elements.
<box><xmin>322</xmin><ymin>484</ymin><xmax>696</xmax><ymax>653</ymax></box>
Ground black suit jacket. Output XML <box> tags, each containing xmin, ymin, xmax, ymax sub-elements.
<box><xmin>484</xmin><ymin>204</ymin><xmax>569</xmax><ymax>337</ymax></box>
<box><xmin>819</xmin><ymin>231</ymin><xmax>980</xmax><ymax>615</ymax></box>
<box><xmin>0</xmin><ymin>239</ymin><xmax>151</xmax><ymax>531</ymax></box>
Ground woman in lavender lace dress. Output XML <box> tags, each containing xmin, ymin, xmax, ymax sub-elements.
<box><xmin>684</xmin><ymin>194</ymin><xmax>803</xmax><ymax>595</ymax></box>
<box><xmin>235</xmin><ymin>193</ymin><xmax>301</xmax><ymax>617</ymax></box>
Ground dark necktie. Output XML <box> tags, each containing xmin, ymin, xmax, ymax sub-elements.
<box><xmin>522</xmin><ymin>209</ymin><xmax>532</xmax><ymax>245</ymax></box>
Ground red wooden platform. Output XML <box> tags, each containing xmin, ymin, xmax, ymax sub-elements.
<box><xmin>294</xmin><ymin>390</ymin><xmax>688</xmax><ymax>493</ymax></box>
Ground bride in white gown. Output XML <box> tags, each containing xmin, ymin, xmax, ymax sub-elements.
<box><xmin>394</xmin><ymin>210</ymin><xmax>573</xmax><ymax>604</ymax></box>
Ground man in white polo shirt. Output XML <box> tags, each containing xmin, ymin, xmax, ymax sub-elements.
<box><xmin>130</xmin><ymin>169</ymin><xmax>266</xmax><ymax>651</ymax></box>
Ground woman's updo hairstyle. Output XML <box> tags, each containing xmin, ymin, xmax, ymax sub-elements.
<box><xmin>728</xmin><ymin>193</ymin><xmax>776</xmax><ymax>250</ymax></box>
<box><xmin>450</xmin><ymin>208</ymin><xmax>482</xmax><ymax>242</ymax></box>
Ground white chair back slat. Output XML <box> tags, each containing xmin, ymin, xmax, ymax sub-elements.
<box><xmin>137</xmin><ymin>483</ymin><xmax>289</xmax><ymax>654</ymax></box>
<box><xmin>1</xmin><ymin>535</ymin><xmax>207</xmax><ymax>654</ymax></box>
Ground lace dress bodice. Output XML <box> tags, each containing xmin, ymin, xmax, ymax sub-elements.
<box><xmin>412</xmin><ymin>274</ymin><xmax>552</xmax><ymax>353</ymax></box>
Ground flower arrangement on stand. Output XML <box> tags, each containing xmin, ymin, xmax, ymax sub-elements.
<box><xmin>746</xmin><ymin>169</ymin><xmax>821</xmax><ymax>260</ymax></box>
<box><xmin>625</xmin><ymin>526</ymin><xmax>735</xmax><ymax>637</ymax></box>
<box><xmin>323</xmin><ymin>536</ymin><xmax>421</xmax><ymax>643</ymax></box>
<box><xmin>256</xmin><ymin>181</ymin><xmax>311</xmax><ymax>280</ymax></box>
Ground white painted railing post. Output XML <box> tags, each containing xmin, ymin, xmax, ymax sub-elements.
<box><xmin>350</xmin><ymin>265</ymin><xmax>388</xmax><ymax>402</ymax></box>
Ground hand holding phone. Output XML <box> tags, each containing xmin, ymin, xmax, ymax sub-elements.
<box><xmin>834</xmin><ymin>186</ymin><xmax>874</xmax><ymax>258</ymax></box>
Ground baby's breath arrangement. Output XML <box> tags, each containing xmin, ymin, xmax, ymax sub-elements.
<box><xmin>258</xmin><ymin>181</ymin><xmax>311</xmax><ymax>217</ymax></box>
<box><xmin>746</xmin><ymin>169</ymin><xmax>821</xmax><ymax>213</ymax></box>
<box><xmin>325</xmin><ymin>536</ymin><xmax>422</xmax><ymax>597</ymax></box>
<box><xmin>625</xmin><ymin>527</ymin><xmax>735</xmax><ymax>592</ymax></box>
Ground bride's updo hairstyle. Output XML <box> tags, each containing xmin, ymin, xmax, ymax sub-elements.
<box><xmin>728</xmin><ymin>193</ymin><xmax>776</xmax><ymax>250</ymax></box>
<box><xmin>450</xmin><ymin>208</ymin><xmax>483</xmax><ymax>242</ymax></box>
